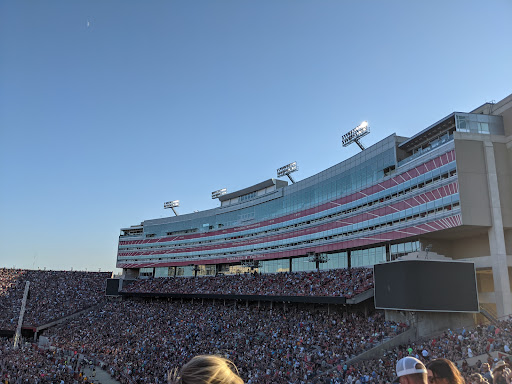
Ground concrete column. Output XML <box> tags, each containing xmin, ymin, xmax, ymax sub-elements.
<box><xmin>484</xmin><ymin>141</ymin><xmax>512</xmax><ymax>317</ymax></box>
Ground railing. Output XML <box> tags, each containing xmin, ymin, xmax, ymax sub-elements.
<box><xmin>398</xmin><ymin>134</ymin><xmax>453</xmax><ymax>167</ymax></box>
<box><xmin>479</xmin><ymin>303</ymin><xmax>498</xmax><ymax>324</ymax></box>
<box><xmin>122</xmin><ymin>291</ymin><xmax>348</xmax><ymax>304</ymax></box>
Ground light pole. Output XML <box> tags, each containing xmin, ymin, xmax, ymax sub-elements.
<box><xmin>342</xmin><ymin>121</ymin><xmax>370</xmax><ymax>151</ymax></box>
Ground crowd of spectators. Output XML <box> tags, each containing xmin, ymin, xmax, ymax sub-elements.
<box><xmin>0</xmin><ymin>337</ymin><xmax>92</xmax><ymax>383</ymax></box>
<box><xmin>122</xmin><ymin>268</ymin><xmax>374</xmax><ymax>298</ymax></box>
<box><xmin>45</xmin><ymin>300</ymin><xmax>407</xmax><ymax>384</ymax></box>
<box><xmin>0</xmin><ymin>268</ymin><xmax>111</xmax><ymax>330</ymax></box>
<box><xmin>2</xmin><ymin>266</ymin><xmax>512</xmax><ymax>384</ymax></box>
<box><xmin>2</xmin><ymin>293</ymin><xmax>511</xmax><ymax>384</ymax></box>
<box><xmin>323</xmin><ymin>319</ymin><xmax>512</xmax><ymax>384</ymax></box>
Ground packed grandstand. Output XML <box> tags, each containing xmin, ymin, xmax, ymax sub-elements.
<box><xmin>0</xmin><ymin>269</ymin><xmax>110</xmax><ymax>330</ymax></box>
<box><xmin>1</xmin><ymin>268</ymin><xmax>511</xmax><ymax>384</ymax></box>
<box><xmin>121</xmin><ymin>268</ymin><xmax>374</xmax><ymax>298</ymax></box>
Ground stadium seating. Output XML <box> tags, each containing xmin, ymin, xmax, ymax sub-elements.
<box><xmin>45</xmin><ymin>300</ymin><xmax>407</xmax><ymax>384</ymax></box>
<box><xmin>0</xmin><ymin>268</ymin><xmax>111</xmax><ymax>330</ymax></box>
<box><xmin>121</xmin><ymin>267</ymin><xmax>374</xmax><ymax>298</ymax></box>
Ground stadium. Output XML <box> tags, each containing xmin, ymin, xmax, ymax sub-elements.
<box><xmin>1</xmin><ymin>93</ymin><xmax>512</xmax><ymax>383</ymax></box>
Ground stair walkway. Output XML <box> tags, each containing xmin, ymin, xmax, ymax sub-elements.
<box><xmin>82</xmin><ymin>366</ymin><xmax>121</xmax><ymax>384</ymax></box>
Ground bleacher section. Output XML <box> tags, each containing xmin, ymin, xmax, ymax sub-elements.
<box><xmin>121</xmin><ymin>267</ymin><xmax>374</xmax><ymax>299</ymax></box>
<box><xmin>0</xmin><ymin>269</ymin><xmax>111</xmax><ymax>330</ymax></box>
<box><xmin>45</xmin><ymin>300</ymin><xmax>407</xmax><ymax>384</ymax></box>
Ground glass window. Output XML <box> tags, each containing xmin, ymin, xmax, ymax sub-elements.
<box><xmin>154</xmin><ymin>267</ymin><xmax>170</xmax><ymax>278</ymax></box>
<box><xmin>456</xmin><ymin>115</ymin><xmax>468</xmax><ymax>132</ymax></box>
<box><xmin>478</xmin><ymin>122</ymin><xmax>490</xmax><ymax>134</ymax></box>
<box><xmin>260</xmin><ymin>258</ymin><xmax>290</xmax><ymax>274</ymax></box>
<box><xmin>292</xmin><ymin>256</ymin><xmax>317</xmax><ymax>272</ymax></box>
<box><xmin>139</xmin><ymin>267</ymin><xmax>154</xmax><ymax>277</ymax></box>
<box><xmin>176</xmin><ymin>266</ymin><xmax>194</xmax><ymax>277</ymax></box>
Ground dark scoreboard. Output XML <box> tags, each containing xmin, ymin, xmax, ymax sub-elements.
<box><xmin>105</xmin><ymin>278</ymin><xmax>121</xmax><ymax>296</ymax></box>
<box><xmin>374</xmin><ymin>260</ymin><xmax>478</xmax><ymax>312</ymax></box>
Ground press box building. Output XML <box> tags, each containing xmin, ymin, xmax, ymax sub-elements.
<box><xmin>117</xmin><ymin>93</ymin><xmax>512</xmax><ymax>318</ymax></box>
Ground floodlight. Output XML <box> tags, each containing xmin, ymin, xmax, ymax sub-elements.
<box><xmin>212</xmin><ymin>188</ymin><xmax>227</xmax><ymax>199</ymax></box>
<box><xmin>277</xmin><ymin>161</ymin><xmax>299</xmax><ymax>183</ymax></box>
<box><xmin>425</xmin><ymin>244</ymin><xmax>433</xmax><ymax>259</ymax></box>
<box><xmin>342</xmin><ymin>121</ymin><xmax>370</xmax><ymax>151</ymax></box>
<box><xmin>164</xmin><ymin>200</ymin><xmax>180</xmax><ymax>216</ymax></box>
<box><xmin>241</xmin><ymin>259</ymin><xmax>260</xmax><ymax>269</ymax></box>
<box><xmin>307</xmin><ymin>252</ymin><xmax>329</xmax><ymax>271</ymax></box>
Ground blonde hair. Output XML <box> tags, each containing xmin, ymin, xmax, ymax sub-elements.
<box><xmin>168</xmin><ymin>355</ymin><xmax>244</xmax><ymax>384</ymax></box>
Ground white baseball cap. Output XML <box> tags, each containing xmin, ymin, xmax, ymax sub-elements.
<box><xmin>393</xmin><ymin>357</ymin><xmax>428</xmax><ymax>382</ymax></box>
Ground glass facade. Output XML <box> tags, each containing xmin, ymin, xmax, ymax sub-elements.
<box><xmin>259</xmin><ymin>258</ymin><xmax>290</xmax><ymax>274</ymax></box>
<box><xmin>322</xmin><ymin>251</ymin><xmax>348</xmax><ymax>270</ymax></box>
<box><xmin>351</xmin><ymin>246</ymin><xmax>386</xmax><ymax>268</ymax></box>
<box><xmin>154</xmin><ymin>267</ymin><xmax>171</xmax><ymax>278</ymax></box>
<box><xmin>292</xmin><ymin>256</ymin><xmax>318</xmax><ymax>272</ymax></box>
<box><xmin>140</xmin><ymin>145</ymin><xmax>397</xmax><ymax>237</ymax></box>
<box><xmin>391</xmin><ymin>241</ymin><xmax>420</xmax><ymax>259</ymax></box>
<box><xmin>139</xmin><ymin>267</ymin><xmax>154</xmax><ymax>277</ymax></box>
<box><xmin>118</xmin><ymin>125</ymin><xmax>469</xmax><ymax>278</ymax></box>
<box><xmin>176</xmin><ymin>266</ymin><xmax>194</xmax><ymax>277</ymax></box>
<box><xmin>455</xmin><ymin>113</ymin><xmax>504</xmax><ymax>135</ymax></box>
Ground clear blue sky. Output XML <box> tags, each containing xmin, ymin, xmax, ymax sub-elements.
<box><xmin>1</xmin><ymin>1</ymin><xmax>511</xmax><ymax>272</ymax></box>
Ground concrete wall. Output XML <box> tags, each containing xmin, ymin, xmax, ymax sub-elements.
<box><xmin>477</xmin><ymin>270</ymin><xmax>495</xmax><ymax>293</ymax></box>
<box><xmin>123</xmin><ymin>268</ymin><xmax>139</xmax><ymax>279</ymax></box>
<box><xmin>452</xmin><ymin>234</ymin><xmax>491</xmax><ymax>260</ymax></box>
<box><xmin>385</xmin><ymin>310</ymin><xmax>475</xmax><ymax>338</ymax></box>
<box><xmin>418</xmin><ymin>238</ymin><xmax>453</xmax><ymax>259</ymax></box>
<box><xmin>455</xmin><ymin>139</ymin><xmax>492</xmax><ymax>226</ymax></box>
<box><xmin>419</xmin><ymin>234</ymin><xmax>490</xmax><ymax>260</ymax></box>
<box><xmin>494</xmin><ymin>94</ymin><xmax>512</xmax><ymax>137</ymax></box>
<box><xmin>495</xmin><ymin>142</ymin><xmax>512</xmax><ymax>227</ymax></box>
<box><xmin>504</xmin><ymin>229</ymin><xmax>512</xmax><ymax>255</ymax></box>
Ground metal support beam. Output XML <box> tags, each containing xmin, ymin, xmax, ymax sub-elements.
<box><xmin>14</xmin><ymin>281</ymin><xmax>30</xmax><ymax>349</ymax></box>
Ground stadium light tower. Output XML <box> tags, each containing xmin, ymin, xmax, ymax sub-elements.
<box><xmin>307</xmin><ymin>252</ymin><xmax>329</xmax><ymax>272</ymax></box>
<box><xmin>342</xmin><ymin>121</ymin><xmax>370</xmax><ymax>151</ymax></box>
<box><xmin>277</xmin><ymin>161</ymin><xmax>299</xmax><ymax>184</ymax></box>
<box><xmin>212</xmin><ymin>188</ymin><xmax>227</xmax><ymax>199</ymax></box>
<box><xmin>241</xmin><ymin>259</ymin><xmax>260</xmax><ymax>270</ymax></box>
<box><xmin>164</xmin><ymin>200</ymin><xmax>180</xmax><ymax>216</ymax></box>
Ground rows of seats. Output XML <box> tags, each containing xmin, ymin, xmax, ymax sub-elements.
<box><xmin>122</xmin><ymin>267</ymin><xmax>374</xmax><ymax>298</ymax></box>
<box><xmin>0</xmin><ymin>268</ymin><xmax>111</xmax><ymax>330</ymax></box>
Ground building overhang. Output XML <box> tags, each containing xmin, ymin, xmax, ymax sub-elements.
<box><xmin>219</xmin><ymin>178</ymin><xmax>288</xmax><ymax>202</ymax></box>
<box><xmin>398</xmin><ymin>113</ymin><xmax>457</xmax><ymax>152</ymax></box>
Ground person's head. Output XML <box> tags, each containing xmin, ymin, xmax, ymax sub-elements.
<box><xmin>394</xmin><ymin>356</ymin><xmax>428</xmax><ymax>384</ymax></box>
<box><xmin>482</xmin><ymin>364</ymin><xmax>491</xmax><ymax>373</ymax></box>
<box><xmin>470</xmin><ymin>373</ymin><xmax>484</xmax><ymax>384</ymax></box>
<box><xmin>492</xmin><ymin>361</ymin><xmax>509</xmax><ymax>384</ymax></box>
<box><xmin>493</xmin><ymin>361</ymin><xmax>509</xmax><ymax>374</ymax></box>
<box><xmin>426</xmin><ymin>358</ymin><xmax>465</xmax><ymax>384</ymax></box>
<box><xmin>168</xmin><ymin>355</ymin><xmax>244</xmax><ymax>384</ymax></box>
